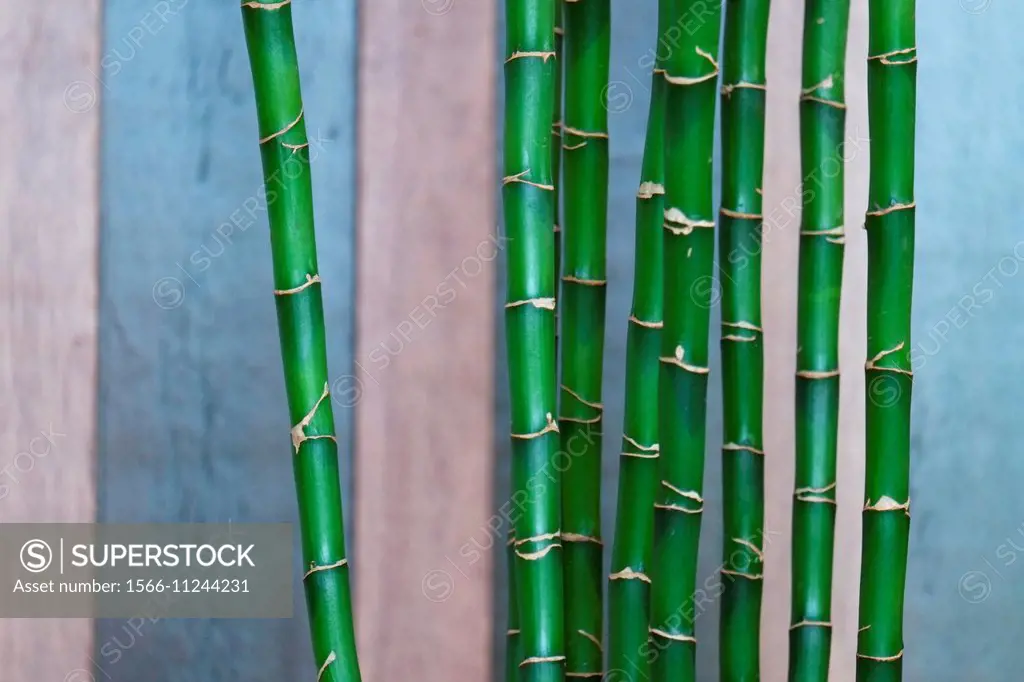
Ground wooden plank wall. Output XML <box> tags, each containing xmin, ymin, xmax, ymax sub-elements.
<box><xmin>354</xmin><ymin>1</ymin><xmax>497</xmax><ymax>680</ymax></box>
<box><xmin>0</xmin><ymin>1</ymin><xmax>101</xmax><ymax>680</ymax></box>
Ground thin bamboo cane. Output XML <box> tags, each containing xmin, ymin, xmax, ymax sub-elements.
<box><xmin>718</xmin><ymin>1</ymin><xmax>770</xmax><ymax>680</ymax></box>
<box><xmin>788</xmin><ymin>1</ymin><xmax>850</xmax><ymax>680</ymax></box>
<box><xmin>857</xmin><ymin>2</ymin><xmax>916</xmax><ymax>680</ymax></box>
<box><xmin>607</xmin><ymin>2</ymin><xmax>668</xmax><ymax>681</ymax></box>
<box><xmin>650</xmin><ymin>3</ymin><xmax>722</xmax><ymax>682</ymax></box>
<box><xmin>503</xmin><ymin>2</ymin><xmax>565</xmax><ymax>682</ymax></box>
<box><xmin>560</xmin><ymin>0</ymin><xmax>610</xmax><ymax>677</ymax></box>
<box><xmin>241</xmin><ymin>3</ymin><xmax>360</xmax><ymax>681</ymax></box>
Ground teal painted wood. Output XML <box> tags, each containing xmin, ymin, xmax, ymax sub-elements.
<box><xmin>904</xmin><ymin>3</ymin><xmax>1024</xmax><ymax>680</ymax></box>
<box><xmin>96</xmin><ymin>1</ymin><xmax>355</xmax><ymax>679</ymax></box>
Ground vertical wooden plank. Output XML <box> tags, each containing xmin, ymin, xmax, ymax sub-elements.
<box><xmin>761</xmin><ymin>4</ymin><xmax>868</xmax><ymax>680</ymax></box>
<box><xmin>354</xmin><ymin>1</ymin><xmax>496</xmax><ymax>680</ymax></box>
<box><xmin>0</xmin><ymin>1</ymin><xmax>100</xmax><ymax>679</ymax></box>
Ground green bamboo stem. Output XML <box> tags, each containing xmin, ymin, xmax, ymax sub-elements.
<box><xmin>789</xmin><ymin>1</ymin><xmax>849</xmax><ymax>680</ymax></box>
<box><xmin>650</xmin><ymin>3</ymin><xmax>721</xmax><ymax>682</ymax></box>
<box><xmin>607</xmin><ymin>2</ymin><xmax>668</xmax><ymax>681</ymax></box>
<box><xmin>241</xmin><ymin>4</ymin><xmax>360</xmax><ymax>682</ymax></box>
<box><xmin>857</xmin><ymin>3</ymin><xmax>916</xmax><ymax>680</ymax></box>
<box><xmin>553</xmin><ymin>0</ymin><xmax>564</xmax><ymax>359</ymax></box>
<box><xmin>503</xmin><ymin>2</ymin><xmax>565</xmax><ymax>682</ymax></box>
<box><xmin>719</xmin><ymin>1</ymin><xmax>770</xmax><ymax>680</ymax></box>
<box><xmin>560</xmin><ymin>0</ymin><xmax>609</xmax><ymax>677</ymax></box>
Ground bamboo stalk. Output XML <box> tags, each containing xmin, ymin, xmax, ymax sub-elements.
<box><xmin>553</xmin><ymin>0</ymin><xmax>564</xmax><ymax>362</ymax></box>
<box><xmin>857</xmin><ymin>2</ymin><xmax>916</xmax><ymax>680</ymax></box>
<box><xmin>789</xmin><ymin>1</ymin><xmax>850</xmax><ymax>679</ymax></box>
<box><xmin>240</xmin><ymin>4</ymin><xmax>361</xmax><ymax>681</ymax></box>
<box><xmin>560</xmin><ymin>0</ymin><xmax>610</xmax><ymax>677</ymax></box>
<box><xmin>650</xmin><ymin>3</ymin><xmax>722</xmax><ymax>682</ymax></box>
<box><xmin>606</xmin><ymin>2</ymin><xmax>668</xmax><ymax>681</ymax></box>
<box><xmin>503</xmin><ymin>2</ymin><xmax>565</xmax><ymax>682</ymax></box>
<box><xmin>718</xmin><ymin>1</ymin><xmax>770</xmax><ymax>680</ymax></box>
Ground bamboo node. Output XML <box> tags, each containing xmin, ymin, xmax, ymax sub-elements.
<box><xmin>720</xmin><ymin>568</ymin><xmax>763</xmax><ymax>580</ymax></box>
<box><xmin>637</xmin><ymin>181</ymin><xmax>665</xmax><ymax>199</ymax></box>
<box><xmin>720</xmin><ymin>207</ymin><xmax>763</xmax><ymax>220</ymax></box>
<box><xmin>623</xmin><ymin>434</ymin><xmax>659</xmax><ymax>452</ymax></box>
<box><xmin>865</xmin><ymin>342</ymin><xmax>907</xmax><ymax>370</ymax></box>
<box><xmin>866</xmin><ymin>201</ymin><xmax>916</xmax><ymax>217</ymax></box>
<box><xmin>649</xmin><ymin>627</ymin><xmax>697</xmax><ymax>644</ymax></box>
<box><xmin>796</xmin><ymin>369</ymin><xmax>839</xmax><ymax>379</ymax></box>
<box><xmin>563</xmin><ymin>140</ymin><xmax>588</xmax><ymax>151</ymax></box>
<box><xmin>796</xmin><ymin>482</ymin><xmax>836</xmax><ymax>495</ymax></box>
<box><xmin>800</xmin><ymin>94</ymin><xmax>846</xmax><ymax>110</ymax></box>
<box><xmin>505</xmin><ymin>51</ymin><xmax>557</xmax><ymax>64</ymax></box>
<box><xmin>869</xmin><ymin>46</ymin><xmax>917</xmax><ymax>65</ymax></box>
<box><xmin>621</xmin><ymin>451</ymin><xmax>658</xmax><ymax>459</ymax></box>
<box><xmin>281</xmin><ymin>141</ymin><xmax>309</xmax><ymax>155</ymax></box>
<box><xmin>609</xmin><ymin>567</ymin><xmax>651</xmax><ymax>583</ymax></box>
<box><xmin>316</xmin><ymin>651</ymin><xmax>336</xmax><ymax>681</ymax></box>
<box><xmin>505</xmin><ymin>297</ymin><xmax>556</xmax><ymax>311</ymax></box>
<box><xmin>857</xmin><ymin>649</ymin><xmax>904</xmax><ymax>662</ymax></box>
<box><xmin>274</xmin><ymin>273</ymin><xmax>321</xmax><ymax>296</ymax></box>
<box><xmin>654</xmin><ymin>502</ymin><xmax>703</xmax><ymax>515</ymax></box>
<box><xmin>515</xmin><ymin>530</ymin><xmax>561</xmax><ymax>546</ymax></box>
<box><xmin>502</xmin><ymin>169</ymin><xmax>555</xmax><ymax>192</ymax></box>
<box><xmin>565</xmin><ymin>673</ymin><xmax>603</xmax><ymax>679</ymax></box>
<box><xmin>507</xmin><ymin>628</ymin><xmax>521</xmax><ymax>636</ymax></box>
<box><xmin>663</xmin><ymin>69</ymin><xmax>718</xmax><ymax>86</ymax></box>
<box><xmin>801</xmin><ymin>74</ymin><xmax>834</xmax><ymax>96</ymax></box>
<box><xmin>511</xmin><ymin>412</ymin><xmax>559</xmax><ymax>440</ymax></box>
<box><xmin>562</xmin><ymin>275</ymin><xmax>607</xmax><ymax>287</ymax></box>
<box><xmin>661</xmin><ymin>480</ymin><xmax>702</xmax><ymax>503</ymax></box>
<box><xmin>722</xmin><ymin>334</ymin><xmax>758</xmax><ymax>343</ymax></box>
<box><xmin>562</xmin><ymin>532</ymin><xmax>602</xmax><ymax>545</ymax></box>
<box><xmin>723</xmin><ymin>443</ymin><xmax>765</xmax><ymax>456</ymax></box>
<box><xmin>303</xmin><ymin>558</ymin><xmax>347</xmax><ymax>580</ymax></box>
<box><xmin>242</xmin><ymin>0</ymin><xmax>291</xmax><ymax>10</ymax></box>
<box><xmin>561</xmin><ymin>384</ymin><xmax>603</xmax><ymax>410</ymax></box>
<box><xmin>576</xmin><ymin>629</ymin><xmax>603</xmax><ymax>651</ymax></box>
<box><xmin>732</xmin><ymin>537</ymin><xmax>765</xmax><ymax>562</ymax></box>
<box><xmin>721</xmin><ymin>81</ymin><xmax>767</xmax><ymax>96</ymax></box>
<box><xmin>259</xmin><ymin>106</ymin><xmax>304</xmax><ymax>145</ymax></box>
<box><xmin>628</xmin><ymin>315</ymin><xmax>663</xmax><ymax>329</ymax></box>
<box><xmin>562</xmin><ymin>125</ymin><xmax>609</xmax><ymax>140</ymax></box>
<box><xmin>664</xmin><ymin>207</ymin><xmax>715</xmax><ymax>233</ymax></box>
<box><xmin>515</xmin><ymin>542</ymin><xmax>562</xmax><ymax>561</ymax></box>
<box><xmin>519</xmin><ymin>655</ymin><xmax>566</xmax><ymax>667</ymax></box>
<box><xmin>790</xmin><ymin>620</ymin><xmax>833</xmax><ymax>630</ymax></box>
<box><xmin>800</xmin><ymin>226</ymin><xmax>844</xmax><ymax>237</ymax></box>
<box><xmin>290</xmin><ymin>382</ymin><xmax>333</xmax><ymax>454</ymax></box>
<box><xmin>864</xmin><ymin>495</ymin><xmax>910</xmax><ymax>513</ymax></box>
<box><xmin>722</xmin><ymin>320</ymin><xmax>763</xmax><ymax>333</ymax></box>
<box><xmin>659</xmin><ymin>346</ymin><xmax>710</xmax><ymax>375</ymax></box>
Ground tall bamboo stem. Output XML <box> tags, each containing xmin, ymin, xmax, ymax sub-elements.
<box><xmin>241</xmin><ymin>4</ymin><xmax>360</xmax><ymax>681</ymax></box>
<box><xmin>503</xmin><ymin>2</ymin><xmax>565</xmax><ymax>682</ymax></box>
<box><xmin>607</xmin><ymin>1</ymin><xmax>668</xmax><ymax>679</ymax></box>
<box><xmin>650</xmin><ymin>3</ymin><xmax>722</xmax><ymax>682</ymax></box>
<box><xmin>857</xmin><ymin>2</ymin><xmax>916</xmax><ymax>680</ymax></box>
<box><xmin>560</xmin><ymin>0</ymin><xmax>610</xmax><ymax>677</ymax></box>
<box><xmin>719</xmin><ymin>1</ymin><xmax>770</xmax><ymax>680</ymax></box>
<box><xmin>789</xmin><ymin>1</ymin><xmax>849</xmax><ymax>680</ymax></box>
